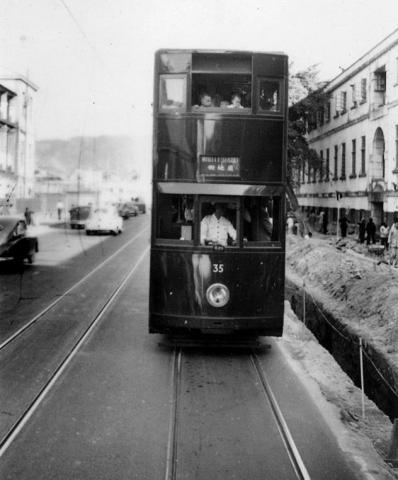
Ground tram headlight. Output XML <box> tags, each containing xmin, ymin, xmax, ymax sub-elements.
<box><xmin>206</xmin><ymin>283</ymin><xmax>230</xmax><ymax>308</ymax></box>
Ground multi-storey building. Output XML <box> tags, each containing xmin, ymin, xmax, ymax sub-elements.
<box><xmin>0</xmin><ymin>75</ymin><xmax>38</xmax><ymax>212</ymax></box>
<box><xmin>296</xmin><ymin>28</ymin><xmax>398</xmax><ymax>228</ymax></box>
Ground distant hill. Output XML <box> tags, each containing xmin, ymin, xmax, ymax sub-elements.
<box><xmin>35</xmin><ymin>136</ymin><xmax>139</xmax><ymax>179</ymax></box>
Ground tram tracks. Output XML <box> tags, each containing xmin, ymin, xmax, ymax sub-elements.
<box><xmin>0</xmin><ymin>245</ymin><xmax>150</xmax><ymax>458</ymax></box>
<box><xmin>165</xmin><ymin>349</ymin><xmax>182</xmax><ymax>480</ymax></box>
<box><xmin>165</xmin><ymin>347</ymin><xmax>311</xmax><ymax>480</ymax></box>
<box><xmin>0</xmin><ymin>226</ymin><xmax>149</xmax><ymax>352</ymax></box>
<box><xmin>250</xmin><ymin>352</ymin><xmax>311</xmax><ymax>480</ymax></box>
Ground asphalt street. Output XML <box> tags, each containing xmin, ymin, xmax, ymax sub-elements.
<box><xmin>0</xmin><ymin>216</ymin><xmax>361</xmax><ymax>479</ymax></box>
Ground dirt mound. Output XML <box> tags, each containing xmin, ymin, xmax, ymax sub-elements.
<box><xmin>286</xmin><ymin>235</ymin><xmax>398</xmax><ymax>357</ymax></box>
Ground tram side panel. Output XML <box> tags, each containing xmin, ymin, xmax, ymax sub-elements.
<box><xmin>156</xmin><ymin>117</ymin><xmax>284</xmax><ymax>183</ymax></box>
<box><xmin>149</xmin><ymin>249</ymin><xmax>284</xmax><ymax>336</ymax></box>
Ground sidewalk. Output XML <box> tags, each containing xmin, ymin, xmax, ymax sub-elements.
<box><xmin>27</xmin><ymin>212</ymin><xmax>67</xmax><ymax>237</ymax></box>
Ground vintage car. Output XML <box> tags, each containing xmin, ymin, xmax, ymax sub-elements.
<box><xmin>85</xmin><ymin>207</ymin><xmax>123</xmax><ymax>235</ymax></box>
<box><xmin>118</xmin><ymin>202</ymin><xmax>139</xmax><ymax>219</ymax></box>
<box><xmin>0</xmin><ymin>216</ymin><xmax>39</xmax><ymax>264</ymax></box>
<box><xmin>133</xmin><ymin>201</ymin><xmax>146</xmax><ymax>214</ymax></box>
<box><xmin>69</xmin><ymin>205</ymin><xmax>92</xmax><ymax>229</ymax></box>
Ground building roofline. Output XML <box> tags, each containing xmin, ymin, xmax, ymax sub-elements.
<box><xmin>0</xmin><ymin>83</ymin><xmax>17</xmax><ymax>97</ymax></box>
<box><xmin>325</xmin><ymin>28</ymin><xmax>398</xmax><ymax>92</ymax></box>
<box><xmin>0</xmin><ymin>75</ymin><xmax>39</xmax><ymax>92</ymax></box>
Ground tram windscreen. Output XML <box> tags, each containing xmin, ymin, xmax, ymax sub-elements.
<box><xmin>156</xmin><ymin>194</ymin><xmax>281</xmax><ymax>245</ymax></box>
<box><xmin>200</xmin><ymin>200</ymin><xmax>238</xmax><ymax>246</ymax></box>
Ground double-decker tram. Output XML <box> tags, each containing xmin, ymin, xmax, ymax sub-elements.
<box><xmin>149</xmin><ymin>49</ymin><xmax>288</xmax><ymax>336</ymax></box>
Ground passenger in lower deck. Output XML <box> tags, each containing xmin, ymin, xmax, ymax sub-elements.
<box><xmin>243</xmin><ymin>198</ymin><xmax>274</xmax><ymax>242</ymax></box>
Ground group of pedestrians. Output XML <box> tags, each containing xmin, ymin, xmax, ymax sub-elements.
<box><xmin>357</xmin><ymin>217</ymin><xmax>376</xmax><ymax>244</ymax></box>
<box><xmin>356</xmin><ymin>216</ymin><xmax>398</xmax><ymax>266</ymax></box>
<box><xmin>378</xmin><ymin>218</ymin><xmax>398</xmax><ymax>267</ymax></box>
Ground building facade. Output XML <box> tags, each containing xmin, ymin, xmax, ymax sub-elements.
<box><xmin>296</xmin><ymin>29</ymin><xmax>398</xmax><ymax>229</ymax></box>
<box><xmin>0</xmin><ymin>75</ymin><xmax>38</xmax><ymax>213</ymax></box>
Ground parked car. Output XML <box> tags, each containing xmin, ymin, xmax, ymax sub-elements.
<box><xmin>69</xmin><ymin>205</ymin><xmax>91</xmax><ymax>229</ymax></box>
<box><xmin>0</xmin><ymin>216</ymin><xmax>39</xmax><ymax>264</ymax></box>
<box><xmin>85</xmin><ymin>207</ymin><xmax>123</xmax><ymax>235</ymax></box>
<box><xmin>134</xmin><ymin>201</ymin><xmax>146</xmax><ymax>214</ymax></box>
<box><xmin>118</xmin><ymin>202</ymin><xmax>139</xmax><ymax>219</ymax></box>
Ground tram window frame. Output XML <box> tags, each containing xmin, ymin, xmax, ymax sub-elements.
<box><xmin>191</xmin><ymin>73</ymin><xmax>252</xmax><ymax>112</ymax></box>
<box><xmin>159</xmin><ymin>53</ymin><xmax>191</xmax><ymax>73</ymax></box>
<box><xmin>199</xmin><ymin>196</ymin><xmax>239</xmax><ymax>248</ymax></box>
<box><xmin>159</xmin><ymin>74</ymin><xmax>187</xmax><ymax>112</ymax></box>
<box><xmin>242</xmin><ymin>195</ymin><xmax>282</xmax><ymax>246</ymax></box>
<box><xmin>257</xmin><ymin>78</ymin><xmax>283</xmax><ymax>114</ymax></box>
<box><xmin>155</xmin><ymin>193</ymin><xmax>196</xmax><ymax>245</ymax></box>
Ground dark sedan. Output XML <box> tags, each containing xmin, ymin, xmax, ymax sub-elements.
<box><xmin>118</xmin><ymin>202</ymin><xmax>139</xmax><ymax>219</ymax></box>
<box><xmin>0</xmin><ymin>216</ymin><xmax>39</xmax><ymax>264</ymax></box>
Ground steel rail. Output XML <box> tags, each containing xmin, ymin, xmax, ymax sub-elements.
<box><xmin>251</xmin><ymin>352</ymin><xmax>311</xmax><ymax>480</ymax></box>
<box><xmin>0</xmin><ymin>226</ymin><xmax>149</xmax><ymax>352</ymax></box>
<box><xmin>164</xmin><ymin>348</ymin><xmax>182</xmax><ymax>480</ymax></box>
<box><xmin>0</xmin><ymin>246</ymin><xmax>149</xmax><ymax>458</ymax></box>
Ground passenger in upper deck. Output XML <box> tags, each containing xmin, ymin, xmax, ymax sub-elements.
<box><xmin>227</xmin><ymin>94</ymin><xmax>244</xmax><ymax>109</ymax></box>
<box><xmin>193</xmin><ymin>93</ymin><xmax>213</xmax><ymax>110</ymax></box>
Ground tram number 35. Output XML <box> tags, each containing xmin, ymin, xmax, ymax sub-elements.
<box><xmin>213</xmin><ymin>263</ymin><xmax>224</xmax><ymax>273</ymax></box>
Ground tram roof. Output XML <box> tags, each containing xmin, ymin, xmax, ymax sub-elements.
<box><xmin>156</xmin><ymin>49</ymin><xmax>287</xmax><ymax>57</ymax></box>
<box><xmin>157</xmin><ymin>182</ymin><xmax>284</xmax><ymax>196</ymax></box>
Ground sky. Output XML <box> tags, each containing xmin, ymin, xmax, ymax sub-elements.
<box><xmin>1</xmin><ymin>0</ymin><xmax>398</xmax><ymax>146</ymax></box>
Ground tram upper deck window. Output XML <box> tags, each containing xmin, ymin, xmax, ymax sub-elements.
<box><xmin>157</xmin><ymin>194</ymin><xmax>194</xmax><ymax>243</ymax></box>
<box><xmin>243</xmin><ymin>196</ymin><xmax>281</xmax><ymax>244</ymax></box>
<box><xmin>159</xmin><ymin>75</ymin><xmax>186</xmax><ymax>111</ymax></box>
<box><xmin>258</xmin><ymin>79</ymin><xmax>282</xmax><ymax>113</ymax></box>
<box><xmin>200</xmin><ymin>200</ymin><xmax>238</xmax><ymax>247</ymax></box>
<box><xmin>159</xmin><ymin>53</ymin><xmax>191</xmax><ymax>73</ymax></box>
<box><xmin>191</xmin><ymin>74</ymin><xmax>251</xmax><ymax>111</ymax></box>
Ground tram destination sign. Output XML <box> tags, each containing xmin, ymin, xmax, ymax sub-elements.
<box><xmin>199</xmin><ymin>156</ymin><xmax>241</xmax><ymax>177</ymax></box>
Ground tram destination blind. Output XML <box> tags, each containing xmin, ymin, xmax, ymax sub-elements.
<box><xmin>199</xmin><ymin>156</ymin><xmax>240</xmax><ymax>177</ymax></box>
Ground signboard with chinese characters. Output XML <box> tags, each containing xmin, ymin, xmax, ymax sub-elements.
<box><xmin>199</xmin><ymin>156</ymin><xmax>241</xmax><ymax>177</ymax></box>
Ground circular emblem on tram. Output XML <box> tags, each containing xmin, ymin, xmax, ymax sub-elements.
<box><xmin>206</xmin><ymin>283</ymin><xmax>230</xmax><ymax>308</ymax></box>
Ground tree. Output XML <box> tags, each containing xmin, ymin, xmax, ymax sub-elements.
<box><xmin>286</xmin><ymin>64</ymin><xmax>331</xmax><ymax>235</ymax></box>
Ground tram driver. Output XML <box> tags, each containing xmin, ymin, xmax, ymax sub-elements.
<box><xmin>200</xmin><ymin>203</ymin><xmax>236</xmax><ymax>246</ymax></box>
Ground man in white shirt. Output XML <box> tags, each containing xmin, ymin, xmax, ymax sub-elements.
<box><xmin>200</xmin><ymin>203</ymin><xmax>236</xmax><ymax>246</ymax></box>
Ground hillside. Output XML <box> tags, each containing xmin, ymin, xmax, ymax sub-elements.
<box><xmin>35</xmin><ymin>136</ymin><xmax>139</xmax><ymax>179</ymax></box>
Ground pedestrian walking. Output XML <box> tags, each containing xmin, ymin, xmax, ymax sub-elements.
<box><xmin>318</xmin><ymin>210</ymin><xmax>324</xmax><ymax>232</ymax></box>
<box><xmin>366</xmin><ymin>217</ymin><xmax>376</xmax><ymax>245</ymax></box>
<box><xmin>286</xmin><ymin>214</ymin><xmax>294</xmax><ymax>235</ymax></box>
<box><xmin>339</xmin><ymin>214</ymin><xmax>348</xmax><ymax>238</ymax></box>
<box><xmin>358</xmin><ymin>217</ymin><xmax>366</xmax><ymax>243</ymax></box>
<box><xmin>24</xmin><ymin>207</ymin><xmax>32</xmax><ymax>226</ymax></box>
<box><xmin>308</xmin><ymin>210</ymin><xmax>316</xmax><ymax>229</ymax></box>
<box><xmin>388</xmin><ymin>220</ymin><xmax>398</xmax><ymax>267</ymax></box>
<box><xmin>322</xmin><ymin>210</ymin><xmax>328</xmax><ymax>234</ymax></box>
<box><xmin>380</xmin><ymin>222</ymin><xmax>389</xmax><ymax>249</ymax></box>
<box><xmin>56</xmin><ymin>200</ymin><xmax>64</xmax><ymax>221</ymax></box>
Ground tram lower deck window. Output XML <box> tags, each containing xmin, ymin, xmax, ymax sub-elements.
<box><xmin>243</xmin><ymin>196</ymin><xmax>281</xmax><ymax>243</ymax></box>
<box><xmin>156</xmin><ymin>194</ymin><xmax>194</xmax><ymax>242</ymax></box>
